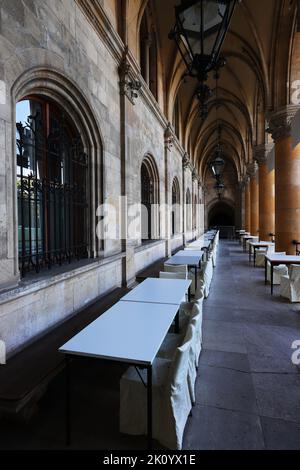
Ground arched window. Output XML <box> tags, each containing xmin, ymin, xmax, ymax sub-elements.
<box><xmin>172</xmin><ymin>177</ymin><xmax>180</xmax><ymax>236</ymax></box>
<box><xmin>141</xmin><ymin>156</ymin><xmax>159</xmax><ymax>242</ymax></box>
<box><xmin>186</xmin><ymin>188</ymin><xmax>192</xmax><ymax>232</ymax></box>
<box><xmin>139</xmin><ymin>7</ymin><xmax>158</xmax><ymax>99</ymax></box>
<box><xmin>16</xmin><ymin>96</ymin><xmax>88</xmax><ymax>276</ymax></box>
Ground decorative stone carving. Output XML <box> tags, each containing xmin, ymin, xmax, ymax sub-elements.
<box><xmin>254</xmin><ymin>143</ymin><xmax>274</xmax><ymax>166</ymax></box>
<box><xmin>247</xmin><ymin>161</ymin><xmax>258</xmax><ymax>177</ymax></box>
<box><xmin>192</xmin><ymin>169</ymin><xmax>198</xmax><ymax>182</ymax></box>
<box><xmin>119</xmin><ymin>47</ymin><xmax>142</xmax><ymax>105</ymax></box>
<box><xmin>267</xmin><ymin>105</ymin><xmax>300</xmax><ymax>143</ymax></box>
<box><xmin>182</xmin><ymin>153</ymin><xmax>190</xmax><ymax>170</ymax></box>
<box><xmin>164</xmin><ymin>123</ymin><xmax>175</xmax><ymax>151</ymax></box>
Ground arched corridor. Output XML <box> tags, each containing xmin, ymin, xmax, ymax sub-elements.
<box><xmin>208</xmin><ymin>202</ymin><xmax>235</xmax><ymax>227</ymax></box>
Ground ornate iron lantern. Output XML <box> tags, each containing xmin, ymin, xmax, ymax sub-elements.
<box><xmin>214</xmin><ymin>176</ymin><xmax>225</xmax><ymax>199</ymax></box>
<box><xmin>210</xmin><ymin>125</ymin><xmax>225</xmax><ymax>177</ymax></box>
<box><xmin>169</xmin><ymin>0</ymin><xmax>238</xmax><ymax>82</ymax></box>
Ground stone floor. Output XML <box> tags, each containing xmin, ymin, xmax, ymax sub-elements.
<box><xmin>1</xmin><ymin>240</ymin><xmax>300</xmax><ymax>450</ymax></box>
<box><xmin>183</xmin><ymin>240</ymin><xmax>300</xmax><ymax>450</ymax></box>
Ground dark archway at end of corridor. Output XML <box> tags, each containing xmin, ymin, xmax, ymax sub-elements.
<box><xmin>208</xmin><ymin>202</ymin><xmax>235</xmax><ymax>239</ymax></box>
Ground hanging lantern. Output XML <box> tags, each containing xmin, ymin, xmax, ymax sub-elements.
<box><xmin>169</xmin><ymin>0</ymin><xmax>238</xmax><ymax>82</ymax></box>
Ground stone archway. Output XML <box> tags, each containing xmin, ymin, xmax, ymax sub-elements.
<box><xmin>208</xmin><ymin>201</ymin><xmax>236</xmax><ymax>235</ymax></box>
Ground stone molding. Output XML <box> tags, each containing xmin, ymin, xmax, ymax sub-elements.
<box><xmin>75</xmin><ymin>0</ymin><xmax>124</xmax><ymax>63</ymax></box>
<box><xmin>254</xmin><ymin>143</ymin><xmax>274</xmax><ymax>166</ymax></box>
<box><xmin>247</xmin><ymin>161</ymin><xmax>258</xmax><ymax>177</ymax></box>
<box><xmin>267</xmin><ymin>105</ymin><xmax>300</xmax><ymax>143</ymax></box>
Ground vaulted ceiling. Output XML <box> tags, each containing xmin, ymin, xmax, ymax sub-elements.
<box><xmin>148</xmin><ymin>0</ymin><xmax>298</xmax><ymax>179</ymax></box>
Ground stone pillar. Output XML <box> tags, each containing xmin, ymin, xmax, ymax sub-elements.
<box><xmin>254</xmin><ymin>144</ymin><xmax>275</xmax><ymax>242</ymax></box>
<box><xmin>244</xmin><ymin>177</ymin><xmax>251</xmax><ymax>233</ymax></box>
<box><xmin>182</xmin><ymin>154</ymin><xmax>189</xmax><ymax>246</ymax></box>
<box><xmin>248</xmin><ymin>162</ymin><xmax>259</xmax><ymax>236</ymax></box>
<box><xmin>164</xmin><ymin>124</ymin><xmax>174</xmax><ymax>258</ymax></box>
<box><xmin>192</xmin><ymin>170</ymin><xmax>197</xmax><ymax>239</ymax></box>
<box><xmin>238</xmin><ymin>180</ymin><xmax>246</xmax><ymax>230</ymax></box>
<box><xmin>268</xmin><ymin>106</ymin><xmax>300</xmax><ymax>254</ymax></box>
<box><xmin>119</xmin><ymin>49</ymin><xmax>142</xmax><ymax>287</ymax></box>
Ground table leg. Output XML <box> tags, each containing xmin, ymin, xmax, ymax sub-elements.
<box><xmin>271</xmin><ymin>264</ymin><xmax>274</xmax><ymax>295</ymax></box>
<box><xmin>253</xmin><ymin>247</ymin><xmax>256</xmax><ymax>267</ymax></box>
<box><xmin>65</xmin><ymin>356</ymin><xmax>71</xmax><ymax>447</ymax></box>
<box><xmin>249</xmin><ymin>245</ymin><xmax>252</xmax><ymax>263</ymax></box>
<box><xmin>188</xmin><ymin>286</ymin><xmax>191</xmax><ymax>302</ymax></box>
<box><xmin>265</xmin><ymin>258</ymin><xmax>267</xmax><ymax>285</ymax></box>
<box><xmin>175</xmin><ymin>311</ymin><xmax>180</xmax><ymax>334</ymax></box>
<box><xmin>147</xmin><ymin>366</ymin><xmax>153</xmax><ymax>450</ymax></box>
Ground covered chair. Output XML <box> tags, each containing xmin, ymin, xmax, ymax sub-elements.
<box><xmin>179</xmin><ymin>286</ymin><xmax>204</xmax><ymax>333</ymax></box>
<box><xmin>266</xmin><ymin>253</ymin><xmax>288</xmax><ymax>285</ymax></box>
<box><xmin>280</xmin><ymin>264</ymin><xmax>300</xmax><ymax>302</ymax></box>
<box><xmin>119</xmin><ymin>324</ymin><xmax>194</xmax><ymax>450</ymax></box>
<box><xmin>246</xmin><ymin>236</ymin><xmax>259</xmax><ymax>253</ymax></box>
<box><xmin>157</xmin><ymin>302</ymin><xmax>203</xmax><ymax>363</ymax></box>
<box><xmin>199</xmin><ymin>255</ymin><xmax>214</xmax><ymax>298</ymax></box>
<box><xmin>159</xmin><ymin>271</ymin><xmax>187</xmax><ymax>280</ymax></box>
<box><xmin>211</xmin><ymin>245</ymin><xmax>218</xmax><ymax>268</ymax></box>
<box><xmin>255</xmin><ymin>244</ymin><xmax>275</xmax><ymax>267</ymax></box>
<box><xmin>164</xmin><ymin>264</ymin><xmax>188</xmax><ymax>278</ymax></box>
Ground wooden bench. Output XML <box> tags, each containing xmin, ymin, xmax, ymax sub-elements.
<box><xmin>0</xmin><ymin>287</ymin><xmax>129</xmax><ymax>420</ymax></box>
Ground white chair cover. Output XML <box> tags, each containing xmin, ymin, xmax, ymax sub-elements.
<box><xmin>280</xmin><ymin>264</ymin><xmax>300</xmax><ymax>302</ymax></box>
<box><xmin>159</xmin><ymin>271</ymin><xmax>187</xmax><ymax>280</ymax></box>
<box><xmin>266</xmin><ymin>253</ymin><xmax>288</xmax><ymax>284</ymax></box>
<box><xmin>120</xmin><ymin>326</ymin><xmax>193</xmax><ymax>450</ymax></box>
<box><xmin>255</xmin><ymin>245</ymin><xmax>274</xmax><ymax>267</ymax></box>
<box><xmin>246</xmin><ymin>237</ymin><xmax>259</xmax><ymax>253</ymax></box>
<box><xmin>212</xmin><ymin>245</ymin><xmax>218</xmax><ymax>268</ymax></box>
<box><xmin>199</xmin><ymin>256</ymin><xmax>214</xmax><ymax>298</ymax></box>
<box><xmin>164</xmin><ymin>264</ymin><xmax>188</xmax><ymax>277</ymax></box>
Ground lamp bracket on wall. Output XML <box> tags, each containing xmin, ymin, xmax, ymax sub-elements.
<box><xmin>119</xmin><ymin>47</ymin><xmax>142</xmax><ymax>105</ymax></box>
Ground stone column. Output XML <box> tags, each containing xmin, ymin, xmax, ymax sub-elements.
<box><xmin>244</xmin><ymin>177</ymin><xmax>251</xmax><ymax>233</ymax></box>
<box><xmin>268</xmin><ymin>105</ymin><xmax>300</xmax><ymax>254</ymax></box>
<box><xmin>119</xmin><ymin>49</ymin><xmax>141</xmax><ymax>287</ymax></box>
<box><xmin>192</xmin><ymin>170</ymin><xmax>197</xmax><ymax>239</ymax></box>
<box><xmin>248</xmin><ymin>162</ymin><xmax>259</xmax><ymax>236</ymax></box>
<box><xmin>164</xmin><ymin>124</ymin><xmax>174</xmax><ymax>258</ymax></box>
<box><xmin>182</xmin><ymin>154</ymin><xmax>189</xmax><ymax>246</ymax></box>
<box><xmin>238</xmin><ymin>180</ymin><xmax>246</xmax><ymax>230</ymax></box>
<box><xmin>254</xmin><ymin>144</ymin><xmax>275</xmax><ymax>242</ymax></box>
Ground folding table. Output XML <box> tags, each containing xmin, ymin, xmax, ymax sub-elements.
<box><xmin>59</xmin><ymin>300</ymin><xmax>181</xmax><ymax>449</ymax></box>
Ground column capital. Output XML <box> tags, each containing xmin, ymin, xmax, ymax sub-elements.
<box><xmin>267</xmin><ymin>105</ymin><xmax>300</xmax><ymax>143</ymax></box>
<box><xmin>247</xmin><ymin>161</ymin><xmax>258</xmax><ymax>177</ymax></box>
<box><xmin>254</xmin><ymin>143</ymin><xmax>274</xmax><ymax>166</ymax></box>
